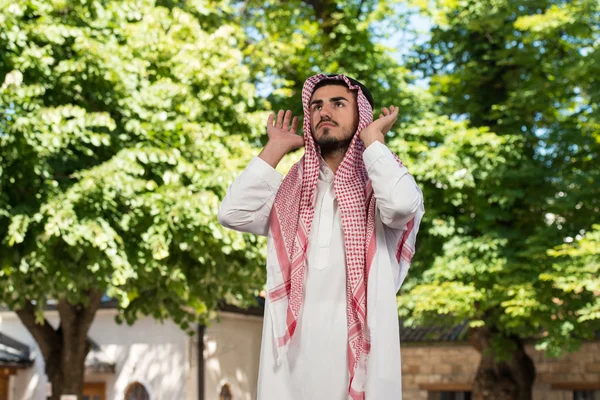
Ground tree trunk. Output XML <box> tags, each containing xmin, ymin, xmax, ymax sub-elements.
<box><xmin>44</xmin><ymin>354</ymin><xmax>87</xmax><ymax>399</ymax></box>
<box><xmin>44</xmin><ymin>326</ymin><xmax>90</xmax><ymax>400</ymax></box>
<box><xmin>15</xmin><ymin>290</ymin><xmax>103</xmax><ymax>400</ymax></box>
<box><xmin>468</xmin><ymin>327</ymin><xmax>536</xmax><ymax>400</ymax></box>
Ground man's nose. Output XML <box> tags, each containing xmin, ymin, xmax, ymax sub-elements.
<box><xmin>319</xmin><ymin>105</ymin><xmax>333</xmax><ymax>118</ymax></box>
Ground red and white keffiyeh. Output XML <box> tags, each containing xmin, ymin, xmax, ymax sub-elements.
<box><xmin>267</xmin><ymin>73</ymin><xmax>420</xmax><ymax>399</ymax></box>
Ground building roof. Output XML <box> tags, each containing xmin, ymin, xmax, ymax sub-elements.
<box><xmin>0</xmin><ymin>332</ymin><xmax>34</xmax><ymax>368</ymax></box>
<box><xmin>0</xmin><ymin>332</ymin><xmax>114</xmax><ymax>373</ymax></box>
<box><xmin>217</xmin><ymin>297</ymin><xmax>265</xmax><ymax>317</ymax></box>
<box><xmin>399</xmin><ymin>320</ymin><xmax>470</xmax><ymax>343</ymax></box>
<box><xmin>86</xmin><ymin>338</ymin><xmax>116</xmax><ymax>374</ymax></box>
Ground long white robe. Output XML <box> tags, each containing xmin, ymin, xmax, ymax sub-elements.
<box><xmin>218</xmin><ymin>141</ymin><xmax>424</xmax><ymax>400</ymax></box>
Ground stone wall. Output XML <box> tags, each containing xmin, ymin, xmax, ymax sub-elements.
<box><xmin>531</xmin><ymin>340</ymin><xmax>600</xmax><ymax>400</ymax></box>
<box><xmin>401</xmin><ymin>344</ymin><xmax>478</xmax><ymax>400</ymax></box>
<box><xmin>400</xmin><ymin>341</ymin><xmax>600</xmax><ymax>400</ymax></box>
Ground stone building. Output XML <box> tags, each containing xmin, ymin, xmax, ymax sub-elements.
<box><xmin>398</xmin><ymin>322</ymin><xmax>600</xmax><ymax>400</ymax></box>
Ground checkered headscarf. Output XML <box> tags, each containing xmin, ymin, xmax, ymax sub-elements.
<box><xmin>268</xmin><ymin>74</ymin><xmax>419</xmax><ymax>399</ymax></box>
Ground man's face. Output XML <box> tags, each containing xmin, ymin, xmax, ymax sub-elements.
<box><xmin>309</xmin><ymin>84</ymin><xmax>359</xmax><ymax>153</ymax></box>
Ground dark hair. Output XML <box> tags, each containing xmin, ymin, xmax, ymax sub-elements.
<box><xmin>312</xmin><ymin>75</ymin><xmax>375</xmax><ymax>109</ymax></box>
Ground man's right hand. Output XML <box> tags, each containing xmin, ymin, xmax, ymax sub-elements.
<box><xmin>267</xmin><ymin>110</ymin><xmax>303</xmax><ymax>150</ymax></box>
<box><xmin>259</xmin><ymin>110</ymin><xmax>304</xmax><ymax>168</ymax></box>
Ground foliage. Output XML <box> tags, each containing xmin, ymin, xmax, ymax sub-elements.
<box><xmin>237</xmin><ymin>0</ymin><xmax>424</xmax><ymax>131</ymax></box>
<box><xmin>0</xmin><ymin>0</ymin><xmax>268</xmax><ymax>332</ymax></box>
<box><xmin>540</xmin><ymin>224</ymin><xmax>600</xmax><ymax>350</ymax></box>
<box><xmin>398</xmin><ymin>0</ymin><xmax>600</xmax><ymax>357</ymax></box>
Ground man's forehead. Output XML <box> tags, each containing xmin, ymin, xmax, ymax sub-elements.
<box><xmin>310</xmin><ymin>84</ymin><xmax>355</xmax><ymax>102</ymax></box>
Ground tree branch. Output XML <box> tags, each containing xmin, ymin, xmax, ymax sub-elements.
<box><xmin>56</xmin><ymin>289</ymin><xmax>103</xmax><ymax>352</ymax></box>
<box><xmin>79</xmin><ymin>289</ymin><xmax>103</xmax><ymax>334</ymax></box>
<box><xmin>42</xmin><ymin>291</ymin><xmax>102</xmax><ymax>399</ymax></box>
<box><xmin>14</xmin><ymin>301</ymin><xmax>58</xmax><ymax>360</ymax></box>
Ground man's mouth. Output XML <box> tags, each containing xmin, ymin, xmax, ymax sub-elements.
<box><xmin>319</xmin><ymin>121</ymin><xmax>337</xmax><ymax>129</ymax></box>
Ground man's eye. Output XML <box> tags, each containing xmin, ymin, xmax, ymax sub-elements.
<box><xmin>313</xmin><ymin>105</ymin><xmax>322</xmax><ymax>111</ymax></box>
<box><xmin>335</xmin><ymin>102</ymin><xmax>344</xmax><ymax>107</ymax></box>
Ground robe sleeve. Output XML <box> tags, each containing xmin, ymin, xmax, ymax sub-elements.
<box><xmin>362</xmin><ymin>141</ymin><xmax>423</xmax><ymax>230</ymax></box>
<box><xmin>218</xmin><ymin>156</ymin><xmax>283</xmax><ymax>236</ymax></box>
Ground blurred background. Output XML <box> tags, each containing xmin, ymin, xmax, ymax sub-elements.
<box><xmin>0</xmin><ymin>0</ymin><xmax>598</xmax><ymax>399</ymax></box>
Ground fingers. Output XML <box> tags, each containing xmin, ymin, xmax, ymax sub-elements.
<box><xmin>290</xmin><ymin>116</ymin><xmax>299</xmax><ymax>133</ymax></box>
<box><xmin>270</xmin><ymin>110</ymin><xmax>300</xmax><ymax>132</ymax></box>
<box><xmin>282</xmin><ymin>110</ymin><xmax>292</xmax><ymax>130</ymax></box>
<box><xmin>274</xmin><ymin>110</ymin><xmax>299</xmax><ymax>130</ymax></box>
<box><xmin>276</xmin><ymin>110</ymin><xmax>285</xmax><ymax>128</ymax></box>
<box><xmin>381</xmin><ymin>106</ymin><xmax>398</xmax><ymax>117</ymax></box>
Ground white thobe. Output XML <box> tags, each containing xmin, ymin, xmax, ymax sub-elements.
<box><xmin>218</xmin><ymin>141</ymin><xmax>423</xmax><ymax>400</ymax></box>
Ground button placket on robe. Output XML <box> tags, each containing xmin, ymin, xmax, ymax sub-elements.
<box><xmin>315</xmin><ymin>167</ymin><xmax>335</xmax><ymax>270</ymax></box>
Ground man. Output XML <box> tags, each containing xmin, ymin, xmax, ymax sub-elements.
<box><xmin>218</xmin><ymin>74</ymin><xmax>424</xmax><ymax>400</ymax></box>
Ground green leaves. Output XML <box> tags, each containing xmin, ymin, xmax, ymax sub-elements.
<box><xmin>0</xmin><ymin>0</ymin><xmax>265</xmax><ymax>329</ymax></box>
<box><xmin>543</xmin><ymin>225</ymin><xmax>600</xmax><ymax>322</ymax></box>
<box><xmin>398</xmin><ymin>281</ymin><xmax>484</xmax><ymax>321</ymax></box>
<box><xmin>6</xmin><ymin>214</ymin><xmax>30</xmax><ymax>246</ymax></box>
<box><xmin>401</xmin><ymin>0</ymin><xmax>600</xmax><ymax>357</ymax></box>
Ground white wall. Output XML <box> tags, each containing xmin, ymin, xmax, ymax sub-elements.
<box><xmin>0</xmin><ymin>309</ymin><xmax>265</xmax><ymax>400</ymax></box>
<box><xmin>204</xmin><ymin>312</ymin><xmax>263</xmax><ymax>400</ymax></box>
<box><xmin>0</xmin><ymin>309</ymin><xmax>197</xmax><ymax>400</ymax></box>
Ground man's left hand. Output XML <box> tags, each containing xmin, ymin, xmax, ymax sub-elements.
<box><xmin>359</xmin><ymin>106</ymin><xmax>399</xmax><ymax>148</ymax></box>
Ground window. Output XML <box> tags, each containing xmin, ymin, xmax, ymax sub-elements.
<box><xmin>219</xmin><ymin>383</ymin><xmax>233</xmax><ymax>400</ymax></box>
<box><xmin>428</xmin><ymin>392</ymin><xmax>472</xmax><ymax>400</ymax></box>
<box><xmin>125</xmin><ymin>382</ymin><xmax>150</xmax><ymax>400</ymax></box>
<box><xmin>574</xmin><ymin>391</ymin><xmax>600</xmax><ymax>400</ymax></box>
<box><xmin>83</xmin><ymin>382</ymin><xmax>106</xmax><ymax>400</ymax></box>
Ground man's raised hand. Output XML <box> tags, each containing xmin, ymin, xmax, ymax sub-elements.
<box><xmin>266</xmin><ymin>110</ymin><xmax>304</xmax><ymax>151</ymax></box>
<box><xmin>259</xmin><ymin>110</ymin><xmax>304</xmax><ymax>169</ymax></box>
<box><xmin>359</xmin><ymin>105</ymin><xmax>399</xmax><ymax>148</ymax></box>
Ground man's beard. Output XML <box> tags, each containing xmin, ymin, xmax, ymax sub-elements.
<box><xmin>316</xmin><ymin>128</ymin><xmax>354</xmax><ymax>157</ymax></box>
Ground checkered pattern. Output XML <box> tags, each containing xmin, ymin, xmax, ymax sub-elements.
<box><xmin>268</xmin><ymin>74</ymin><xmax>419</xmax><ymax>400</ymax></box>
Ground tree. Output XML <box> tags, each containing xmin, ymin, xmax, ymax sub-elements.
<box><xmin>237</xmin><ymin>0</ymin><xmax>423</xmax><ymax>127</ymax></box>
<box><xmin>0</xmin><ymin>0</ymin><xmax>267</xmax><ymax>397</ymax></box>
<box><xmin>397</xmin><ymin>0</ymin><xmax>600</xmax><ymax>399</ymax></box>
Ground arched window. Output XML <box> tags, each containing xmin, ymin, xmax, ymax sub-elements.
<box><xmin>124</xmin><ymin>382</ymin><xmax>150</xmax><ymax>400</ymax></box>
<box><xmin>219</xmin><ymin>383</ymin><xmax>233</xmax><ymax>400</ymax></box>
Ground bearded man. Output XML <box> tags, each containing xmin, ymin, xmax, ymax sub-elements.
<box><xmin>218</xmin><ymin>74</ymin><xmax>425</xmax><ymax>400</ymax></box>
